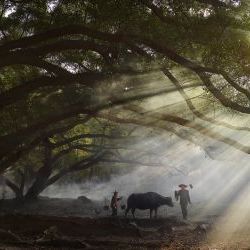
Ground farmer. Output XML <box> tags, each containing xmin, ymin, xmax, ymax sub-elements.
<box><xmin>175</xmin><ymin>184</ymin><xmax>191</xmax><ymax>220</ymax></box>
<box><xmin>110</xmin><ymin>191</ymin><xmax>122</xmax><ymax>216</ymax></box>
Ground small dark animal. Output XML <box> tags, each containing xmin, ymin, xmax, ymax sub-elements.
<box><xmin>77</xmin><ymin>196</ymin><xmax>92</xmax><ymax>204</ymax></box>
<box><xmin>125</xmin><ymin>192</ymin><xmax>174</xmax><ymax>219</ymax></box>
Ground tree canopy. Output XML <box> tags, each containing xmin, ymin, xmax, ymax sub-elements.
<box><xmin>0</xmin><ymin>0</ymin><xmax>249</xmax><ymax>179</ymax></box>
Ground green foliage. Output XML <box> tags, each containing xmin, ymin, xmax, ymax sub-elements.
<box><xmin>0</xmin><ymin>0</ymin><xmax>249</xmax><ymax>188</ymax></box>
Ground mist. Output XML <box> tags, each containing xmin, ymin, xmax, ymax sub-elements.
<box><xmin>42</xmin><ymin>67</ymin><xmax>250</xmax><ymax>223</ymax></box>
<box><xmin>42</xmin><ymin>130</ymin><xmax>250</xmax><ymax>218</ymax></box>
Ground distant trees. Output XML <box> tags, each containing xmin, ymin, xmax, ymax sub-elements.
<box><xmin>2</xmin><ymin>118</ymin><xmax>116</xmax><ymax>199</ymax></box>
<box><xmin>3</xmin><ymin>118</ymin><xmax>166</xmax><ymax>200</ymax></box>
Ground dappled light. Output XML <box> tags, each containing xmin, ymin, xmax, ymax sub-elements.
<box><xmin>0</xmin><ymin>0</ymin><xmax>249</xmax><ymax>249</ymax></box>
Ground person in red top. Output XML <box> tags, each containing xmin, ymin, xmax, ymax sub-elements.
<box><xmin>110</xmin><ymin>191</ymin><xmax>122</xmax><ymax>216</ymax></box>
<box><xmin>175</xmin><ymin>184</ymin><xmax>191</xmax><ymax>220</ymax></box>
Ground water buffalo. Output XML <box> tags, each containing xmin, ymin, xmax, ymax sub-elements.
<box><xmin>125</xmin><ymin>192</ymin><xmax>174</xmax><ymax>219</ymax></box>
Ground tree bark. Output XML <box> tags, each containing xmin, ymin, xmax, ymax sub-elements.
<box><xmin>24</xmin><ymin>165</ymin><xmax>52</xmax><ymax>200</ymax></box>
<box><xmin>4</xmin><ymin>177</ymin><xmax>23</xmax><ymax>200</ymax></box>
<box><xmin>25</xmin><ymin>139</ymin><xmax>53</xmax><ymax>200</ymax></box>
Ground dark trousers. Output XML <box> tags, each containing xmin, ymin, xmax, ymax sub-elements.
<box><xmin>180</xmin><ymin>202</ymin><xmax>188</xmax><ymax>219</ymax></box>
<box><xmin>111</xmin><ymin>207</ymin><xmax>117</xmax><ymax>216</ymax></box>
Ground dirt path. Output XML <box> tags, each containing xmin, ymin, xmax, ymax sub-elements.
<box><xmin>0</xmin><ymin>198</ymin><xmax>249</xmax><ymax>249</ymax></box>
<box><xmin>0</xmin><ymin>214</ymin><xmax>249</xmax><ymax>249</ymax></box>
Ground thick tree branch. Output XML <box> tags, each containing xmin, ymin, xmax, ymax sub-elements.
<box><xmin>98</xmin><ymin>108</ymin><xmax>250</xmax><ymax>155</ymax></box>
<box><xmin>0</xmin><ymin>40</ymin><xmax>117</xmax><ymax>69</ymax></box>
<box><xmin>0</xmin><ymin>22</ymin><xmax>248</xmax><ymax>170</ymax></box>
<box><xmin>1</xmin><ymin>24</ymin><xmax>248</xmax><ymax>113</ymax></box>
<box><xmin>219</xmin><ymin>71</ymin><xmax>250</xmax><ymax>100</ymax></box>
<box><xmin>127</xmin><ymin>105</ymin><xmax>250</xmax><ymax>154</ymax></box>
<box><xmin>0</xmin><ymin>72</ymin><xmax>105</xmax><ymax>109</ymax></box>
<box><xmin>4</xmin><ymin>176</ymin><xmax>23</xmax><ymax>198</ymax></box>
<box><xmin>30</xmin><ymin>40</ymin><xmax>113</xmax><ymax>57</ymax></box>
<box><xmin>162</xmin><ymin>68</ymin><xmax>250</xmax><ymax>131</ymax></box>
<box><xmin>51</xmin><ymin>144</ymin><xmax>97</xmax><ymax>164</ymax></box>
<box><xmin>46</xmin><ymin>151</ymin><xmax>106</xmax><ymax>186</ymax></box>
<box><xmin>132</xmin><ymin>37</ymin><xmax>249</xmax><ymax>111</ymax></box>
<box><xmin>197</xmin><ymin>72</ymin><xmax>250</xmax><ymax>114</ymax></box>
<box><xmin>0</xmin><ymin>85</ymin><xmax>179</xmax><ymax>160</ymax></box>
<box><xmin>97</xmin><ymin>112</ymin><xmax>216</xmax><ymax>158</ymax></box>
<box><xmin>0</xmin><ymin>116</ymin><xmax>92</xmax><ymax>173</ymax></box>
<box><xmin>0</xmin><ymin>25</ymin><xmax>121</xmax><ymax>53</ymax></box>
<box><xmin>31</xmin><ymin>59</ymin><xmax>72</xmax><ymax>76</ymax></box>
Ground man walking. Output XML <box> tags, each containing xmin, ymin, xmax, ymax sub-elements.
<box><xmin>110</xmin><ymin>191</ymin><xmax>122</xmax><ymax>216</ymax></box>
<box><xmin>175</xmin><ymin>184</ymin><xmax>191</xmax><ymax>220</ymax></box>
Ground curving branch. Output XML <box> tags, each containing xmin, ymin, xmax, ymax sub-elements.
<box><xmin>47</xmin><ymin>150</ymin><xmax>165</xmax><ymax>188</ymax></box>
<box><xmin>0</xmin><ymin>69</ymin><xmax>203</xmax><ymax>110</ymax></box>
<box><xmin>219</xmin><ymin>70</ymin><xmax>250</xmax><ymax>100</ymax></box>
<box><xmin>0</xmin><ymin>40</ymin><xmax>117</xmax><ymax>68</ymax></box>
<box><xmin>4</xmin><ymin>177</ymin><xmax>21</xmax><ymax>196</ymax></box>
<box><xmin>51</xmin><ymin>144</ymin><xmax>97</xmax><ymax>164</ymax></box>
<box><xmin>0</xmin><ymin>116</ymin><xmax>92</xmax><ymax>173</ymax></box>
<box><xmin>0</xmin><ymin>72</ymin><xmax>106</xmax><ymax>109</ymax></box>
<box><xmin>0</xmin><ymin>24</ymin><xmax>248</xmax><ymax>113</ymax></box>
<box><xmin>0</xmin><ymin>25</ymin><xmax>122</xmax><ymax>53</ymax></box>
<box><xmin>137</xmin><ymin>3</ymin><xmax>250</xmax><ymax>105</ymax></box>
<box><xmin>1</xmin><ymin>73</ymin><xmax>248</xmax><ymax>165</ymax></box>
<box><xmin>131</xmin><ymin>37</ymin><xmax>250</xmax><ymax>113</ymax></box>
<box><xmin>162</xmin><ymin>68</ymin><xmax>250</xmax><ymax>132</ymax></box>
<box><xmin>97</xmin><ymin>106</ymin><xmax>250</xmax><ymax>155</ymax></box>
<box><xmin>126</xmin><ymin>105</ymin><xmax>250</xmax><ymax>154</ymax></box>
<box><xmin>0</xmin><ymin>22</ymin><xmax>249</xmax><ymax>169</ymax></box>
<box><xmin>46</xmin><ymin>151</ymin><xmax>106</xmax><ymax>186</ymax></box>
<box><xmin>96</xmin><ymin>112</ymin><xmax>216</xmax><ymax>158</ymax></box>
<box><xmin>31</xmin><ymin>59</ymin><xmax>72</xmax><ymax>76</ymax></box>
<box><xmin>29</xmin><ymin>39</ymin><xmax>114</xmax><ymax>58</ymax></box>
<box><xmin>197</xmin><ymin>72</ymin><xmax>250</xmax><ymax>114</ymax></box>
<box><xmin>0</xmin><ymin>84</ymin><xmax>183</xmax><ymax>160</ymax></box>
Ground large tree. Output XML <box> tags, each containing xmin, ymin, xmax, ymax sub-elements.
<box><xmin>3</xmin><ymin>117</ymin><xmax>168</xmax><ymax>200</ymax></box>
<box><xmin>0</xmin><ymin>0</ymin><xmax>249</xmax><ymax>175</ymax></box>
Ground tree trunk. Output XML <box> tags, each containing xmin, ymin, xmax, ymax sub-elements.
<box><xmin>25</xmin><ymin>139</ymin><xmax>52</xmax><ymax>200</ymax></box>
<box><xmin>4</xmin><ymin>178</ymin><xmax>24</xmax><ymax>200</ymax></box>
<box><xmin>24</xmin><ymin>164</ymin><xmax>52</xmax><ymax>200</ymax></box>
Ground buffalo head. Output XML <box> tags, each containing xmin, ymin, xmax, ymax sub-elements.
<box><xmin>163</xmin><ymin>197</ymin><xmax>174</xmax><ymax>207</ymax></box>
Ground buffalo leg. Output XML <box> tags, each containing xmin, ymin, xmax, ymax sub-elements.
<box><xmin>154</xmin><ymin>208</ymin><xmax>158</xmax><ymax>218</ymax></box>
<box><xmin>131</xmin><ymin>208</ymin><xmax>136</xmax><ymax>219</ymax></box>
<box><xmin>150</xmin><ymin>209</ymin><xmax>153</xmax><ymax>219</ymax></box>
<box><xmin>125</xmin><ymin>207</ymin><xmax>130</xmax><ymax>217</ymax></box>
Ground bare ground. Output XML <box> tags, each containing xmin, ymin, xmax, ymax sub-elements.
<box><xmin>0</xmin><ymin>198</ymin><xmax>249</xmax><ymax>249</ymax></box>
